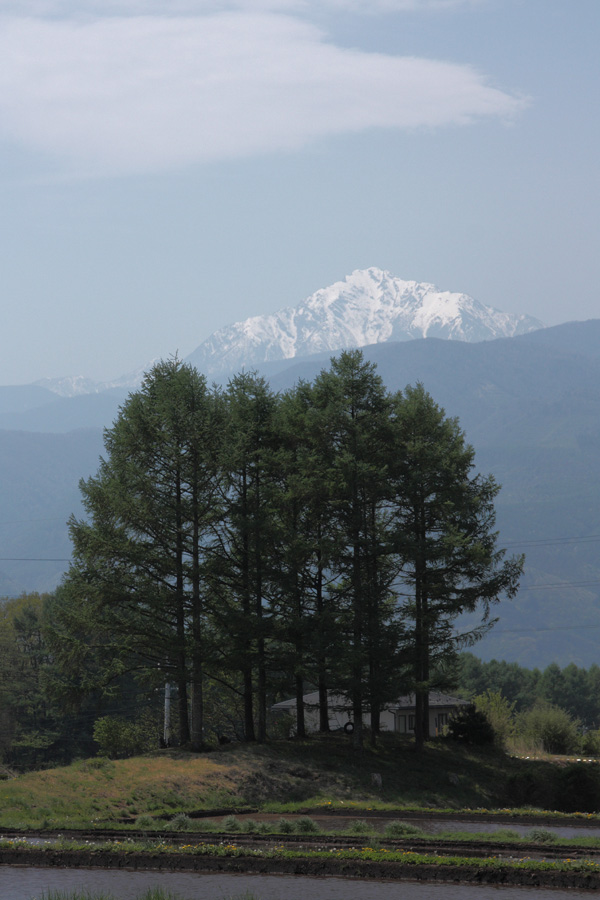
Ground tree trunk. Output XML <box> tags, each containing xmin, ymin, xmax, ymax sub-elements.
<box><xmin>295</xmin><ymin>673</ymin><xmax>306</xmax><ymax>738</ymax></box>
<box><xmin>316</xmin><ymin>541</ymin><xmax>330</xmax><ymax>733</ymax></box>
<box><xmin>255</xmin><ymin>468</ymin><xmax>267</xmax><ymax>743</ymax></box>
<box><xmin>241</xmin><ymin>467</ymin><xmax>256</xmax><ymax>742</ymax></box>
<box><xmin>190</xmin><ymin>466</ymin><xmax>204</xmax><ymax>752</ymax></box>
<box><xmin>175</xmin><ymin>467</ymin><xmax>190</xmax><ymax>745</ymax></box>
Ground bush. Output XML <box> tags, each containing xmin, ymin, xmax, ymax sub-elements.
<box><xmin>166</xmin><ymin>812</ymin><xmax>192</xmax><ymax>831</ymax></box>
<box><xmin>348</xmin><ymin>819</ymin><xmax>375</xmax><ymax>835</ymax></box>
<box><xmin>503</xmin><ymin>770</ymin><xmax>555</xmax><ymax>810</ymax></box>
<box><xmin>474</xmin><ymin>690</ymin><xmax>516</xmax><ymax>747</ymax></box>
<box><xmin>295</xmin><ymin>816</ymin><xmax>320</xmax><ymax>834</ymax></box>
<box><xmin>277</xmin><ymin>817</ymin><xmax>294</xmax><ymax>833</ymax></box>
<box><xmin>446</xmin><ymin>705</ymin><xmax>495</xmax><ymax>745</ymax></box>
<box><xmin>556</xmin><ymin>763</ymin><xmax>600</xmax><ymax>813</ymax></box>
<box><xmin>135</xmin><ymin>814</ymin><xmax>155</xmax><ymax>829</ymax></box>
<box><xmin>527</xmin><ymin>828</ymin><xmax>558</xmax><ymax>844</ymax></box>
<box><xmin>384</xmin><ymin>821</ymin><xmax>424</xmax><ymax>837</ymax></box>
<box><xmin>581</xmin><ymin>729</ymin><xmax>600</xmax><ymax>756</ymax></box>
<box><xmin>492</xmin><ymin>829</ymin><xmax>521</xmax><ymax>840</ymax></box>
<box><xmin>222</xmin><ymin>814</ymin><xmax>241</xmax><ymax>831</ymax></box>
<box><xmin>517</xmin><ymin>703</ymin><xmax>580</xmax><ymax>755</ymax></box>
<box><xmin>93</xmin><ymin>716</ymin><xmax>153</xmax><ymax>760</ymax></box>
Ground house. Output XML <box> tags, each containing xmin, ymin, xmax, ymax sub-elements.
<box><xmin>271</xmin><ymin>690</ymin><xmax>470</xmax><ymax>736</ymax></box>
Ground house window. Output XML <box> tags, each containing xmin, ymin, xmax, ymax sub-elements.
<box><xmin>396</xmin><ymin>714</ymin><xmax>406</xmax><ymax>733</ymax></box>
<box><xmin>408</xmin><ymin>715</ymin><xmax>415</xmax><ymax>731</ymax></box>
<box><xmin>436</xmin><ymin>712</ymin><xmax>449</xmax><ymax>735</ymax></box>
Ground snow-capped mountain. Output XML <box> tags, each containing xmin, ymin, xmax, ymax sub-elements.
<box><xmin>32</xmin><ymin>375</ymin><xmax>102</xmax><ymax>397</ymax></box>
<box><xmin>33</xmin><ymin>360</ymin><xmax>160</xmax><ymax>398</ymax></box>
<box><xmin>186</xmin><ymin>268</ymin><xmax>544</xmax><ymax>376</ymax></box>
<box><xmin>31</xmin><ymin>269</ymin><xmax>543</xmax><ymax>397</ymax></box>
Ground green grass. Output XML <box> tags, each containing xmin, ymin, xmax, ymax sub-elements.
<box><xmin>10</xmin><ymin>837</ymin><xmax>600</xmax><ymax>877</ymax></box>
<box><xmin>2</xmin><ymin>735</ymin><xmax>600</xmax><ymax>830</ymax></box>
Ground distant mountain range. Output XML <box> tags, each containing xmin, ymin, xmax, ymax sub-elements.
<box><xmin>186</xmin><ymin>268</ymin><xmax>543</xmax><ymax>377</ymax></box>
<box><xmin>5</xmin><ymin>272</ymin><xmax>600</xmax><ymax>670</ymax></box>
<box><xmin>33</xmin><ymin>361</ymin><xmax>160</xmax><ymax>399</ymax></box>
<box><xmin>30</xmin><ymin>269</ymin><xmax>543</xmax><ymax>397</ymax></box>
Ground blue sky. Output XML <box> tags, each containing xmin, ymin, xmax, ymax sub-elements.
<box><xmin>0</xmin><ymin>0</ymin><xmax>598</xmax><ymax>384</ymax></box>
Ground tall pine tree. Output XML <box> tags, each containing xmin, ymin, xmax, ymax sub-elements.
<box><xmin>66</xmin><ymin>359</ymin><xmax>222</xmax><ymax>748</ymax></box>
<box><xmin>390</xmin><ymin>384</ymin><xmax>523</xmax><ymax>751</ymax></box>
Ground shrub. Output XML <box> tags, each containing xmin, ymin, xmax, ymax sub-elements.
<box><xmin>492</xmin><ymin>829</ymin><xmax>521</xmax><ymax>840</ymax></box>
<box><xmin>93</xmin><ymin>716</ymin><xmax>153</xmax><ymax>760</ymax></box>
<box><xmin>556</xmin><ymin>763</ymin><xmax>600</xmax><ymax>813</ymax></box>
<box><xmin>503</xmin><ymin>770</ymin><xmax>556</xmax><ymax>810</ymax></box>
<box><xmin>135</xmin><ymin>814</ymin><xmax>155</xmax><ymax>829</ymax></box>
<box><xmin>277</xmin><ymin>817</ymin><xmax>294</xmax><ymax>833</ymax></box>
<box><xmin>295</xmin><ymin>816</ymin><xmax>320</xmax><ymax>834</ymax></box>
<box><xmin>384</xmin><ymin>821</ymin><xmax>424</xmax><ymax>837</ymax></box>
<box><xmin>527</xmin><ymin>828</ymin><xmax>558</xmax><ymax>844</ymax></box>
<box><xmin>446</xmin><ymin>705</ymin><xmax>495</xmax><ymax>745</ymax></box>
<box><xmin>166</xmin><ymin>812</ymin><xmax>192</xmax><ymax>831</ymax></box>
<box><xmin>517</xmin><ymin>703</ymin><xmax>580</xmax><ymax>755</ymax></box>
<box><xmin>348</xmin><ymin>819</ymin><xmax>375</xmax><ymax>835</ymax></box>
<box><xmin>242</xmin><ymin>818</ymin><xmax>258</xmax><ymax>833</ymax></box>
<box><xmin>222</xmin><ymin>814</ymin><xmax>241</xmax><ymax>831</ymax></box>
<box><xmin>474</xmin><ymin>690</ymin><xmax>516</xmax><ymax>747</ymax></box>
<box><xmin>581</xmin><ymin>729</ymin><xmax>600</xmax><ymax>756</ymax></box>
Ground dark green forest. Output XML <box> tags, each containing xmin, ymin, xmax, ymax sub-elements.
<box><xmin>2</xmin><ymin>351</ymin><xmax>526</xmax><ymax>765</ymax></box>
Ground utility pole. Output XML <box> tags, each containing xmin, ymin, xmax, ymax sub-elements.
<box><xmin>164</xmin><ymin>682</ymin><xmax>171</xmax><ymax>747</ymax></box>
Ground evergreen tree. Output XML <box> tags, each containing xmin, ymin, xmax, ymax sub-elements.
<box><xmin>312</xmin><ymin>350</ymin><xmax>398</xmax><ymax>749</ymax></box>
<box><xmin>391</xmin><ymin>384</ymin><xmax>523</xmax><ymax>751</ymax></box>
<box><xmin>269</xmin><ymin>382</ymin><xmax>343</xmax><ymax>737</ymax></box>
<box><xmin>210</xmin><ymin>371</ymin><xmax>278</xmax><ymax>742</ymax></box>
<box><xmin>66</xmin><ymin>359</ymin><xmax>222</xmax><ymax>749</ymax></box>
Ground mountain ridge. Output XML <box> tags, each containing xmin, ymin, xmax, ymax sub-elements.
<box><xmin>27</xmin><ymin>268</ymin><xmax>543</xmax><ymax>398</ymax></box>
<box><xmin>186</xmin><ymin>267</ymin><xmax>544</xmax><ymax>376</ymax></box>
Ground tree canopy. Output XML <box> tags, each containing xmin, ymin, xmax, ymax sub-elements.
<box><xmin>58</xmin><ymin>351</ymin><xmax>522</xmax><ymax>751</ymax></box>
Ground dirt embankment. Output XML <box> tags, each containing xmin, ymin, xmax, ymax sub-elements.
<box><xmin>2</xmin><ymin>848</ymin><xmax>600</xmax><ymax>890</ymax></box>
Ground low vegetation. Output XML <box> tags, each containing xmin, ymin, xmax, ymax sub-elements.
<box><xmin>2</xmin><ymin>736</ymin><xmax>600</xmax><ymax>831</ymax></box>
<box><xmin>8</xmin><ymin>835</ymin><xmax>600</xmax><ymax>875</ymax></box>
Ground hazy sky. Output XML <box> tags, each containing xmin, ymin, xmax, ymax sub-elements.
<box><xmin>1</xmin><ymin>0</ymin><xmax>598</xmax><ymax>384</ymax></box>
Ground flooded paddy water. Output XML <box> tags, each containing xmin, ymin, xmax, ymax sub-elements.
<box><xmin>4</xmin><ymin>813</ymin><xmax>600</xmax><ymax>899</ymax></box>
<box><xmin>0</xmin><ymin>868</ymin><xmax>597</xmax><ymax>900</ymax></box>
<box><xmin>215</xmin><ymin>812</ymin><xmax>600</xmax><ymax>840</ymax></box>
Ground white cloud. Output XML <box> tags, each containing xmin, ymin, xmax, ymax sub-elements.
<box><xmin>0</xmin><ymin>0</ymin><xmax>482</xmax><ymax>13</ymax></box>
<box><xmin>0</xmin><ymin>10</ymin><xmax>524</xmax><ymax>176</ymax></box>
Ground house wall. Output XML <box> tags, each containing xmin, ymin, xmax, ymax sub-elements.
<box><xmin>277</xmin><ymin>703</ymin><xmax>459</xmax><ymax>736</ymax></box>
<box><xmin>395</xmin><ymin>707</ymin><xmax>455</xmax><ymax>735</ymax></box>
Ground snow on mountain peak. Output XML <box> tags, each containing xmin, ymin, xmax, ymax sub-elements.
<box><xmin>34</xmin><ymin>271</ymin><xmax>544</xmax><ymax>398</ymax></box>
<box><xmin>186</xmin><ymin>268</ymin><xmax>544</xmax><ymax>376</ymax></box>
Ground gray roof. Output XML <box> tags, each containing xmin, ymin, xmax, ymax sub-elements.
<box><xmin>271</xmin><ymin>691</ymin><xmax>469</xmax><ymax>711</ymax></box>
<box><xmin>389</xmin><ymin>692</ymin><xmax>470</xmax><ymax>710</ymax></box>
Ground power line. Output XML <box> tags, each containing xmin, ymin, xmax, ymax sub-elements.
<box><xmin>493</xmin><ymin>623</ymin><xmax>600</xmax><ymax>635</ymax></box>
<box><xmin>0</xmin><ymin>557</ymin><xmax>70</xmax><ymax>562</ymax></box>
<box><xmin>0</xmin><ymin>517</ymin><xmax>67</xmax><ymax>526</ymax></box>
<box><xmin>505</xmin><ymin>534</ymin><xmax>600</xmax><ymax>548</ymax></box>
<box><xmin>519</xmin><ymin>579</ymin><xmax>600</xmax><ymax>591</ymax></box>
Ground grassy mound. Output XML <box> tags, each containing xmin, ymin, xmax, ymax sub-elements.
<box><xmin>0</xmin><ymin>734</ymin><xmax>590</xmax><ymax>829</ymax></box>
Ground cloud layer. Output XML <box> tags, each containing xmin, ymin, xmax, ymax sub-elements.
<box><xmin>0</xmin><ymin>1</ymin><xmax>482</xmax><ymax>14</ymax></box>
<box><xmin>0</xmin><ymin>7</ymin><xmax>523</xmax><ymax>176</ymax></box>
